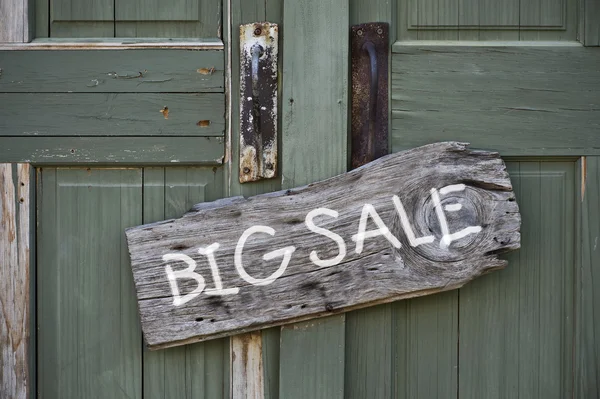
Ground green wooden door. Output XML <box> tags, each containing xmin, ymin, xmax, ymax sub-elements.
<box><xmin>2</xmin><ymin>0</ymin><xmax>599</xmax><ymax>397</ymax></box>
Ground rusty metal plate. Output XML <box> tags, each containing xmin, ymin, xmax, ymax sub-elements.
<box><xmin>239</xmin><ymin>22</ymin><xmax>279</xmax><ymax>183</ymax></box>
<box><xmin>350</xmin><ymin>23</ymin><xmax>389</xmax><ymax>169</ymax></box>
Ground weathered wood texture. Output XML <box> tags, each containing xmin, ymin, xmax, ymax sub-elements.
<box><xmin>0</xmin><ymin>163</ymin><xmax>31</xmax><ymax>399</ymax></box>
<box><xmin>395</xmin><ymin>0</ymin><xmax>577</xmax><ymax>41</ymax></box>
<box><xmin>577</xmin><ymin>156</ymin><xmax>600</xmax><ymax>397</ymax></box>
<box><xmin>0</xmin><ymin>0</ymin><xmax>33</xmax><ymax>42</ymax></box>
<box><xmin>0</xmin><ymin>93</ymin><xmax>224</xmax><ymax>136</ymax></box>
<box><xmin>141</xmin><ymin>167</ymin><xmax>230</xmax><ymax>399</ymax></box>
<box><xmin>0</xmin><ymin>136</ymin><xmax>224</xmax><ymax>164</ymax></box>
<box><xmin>459</xmin><ymin>161</ymin><xmax>575</xmax><ymax>398</ymax></box>
<box><xmin>231</xmin><ymin>331</ymin><xmax>264</xmax><ymax>399</ymax></box>
<box><xmin>0</xmin><ymin>50</ymin><xmax>224</xmax><ymax>92</ymax></box>
<box><xmin>126</xmin><ymin>142</ymin><xmax>521</xmax><ymax>350</ymax></box>
<box><xmin>391</xmin><ymin>47</ymin><xmax>600</xmax><ymax>156</ymax></box>
<box><xmin>37</xmin><ymin>168</ymin><xmax>143</xmax><ymax>399</ymax></box>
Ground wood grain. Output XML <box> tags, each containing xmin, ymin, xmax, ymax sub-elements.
<box><xmin>126</xmin><ymin>142</ymin><xmax>521</xmax><ymax>350</ymax></box>
<box><xmin>0</xmin><ymin>93</ymin><xmax>225</xmax><ymax>137</ymax></box>
<box><xmin>0</xmin><ymin>163</ymin><xmax>30</xmax><ymax>399</ymax></box>
<box><xmin>577</xmin><ymin>156</ymin><xmax>600</xmax><ymax>397</ymax></box>
<box><xmin>0</xmin><ymin>0</ymin><xmax>33</xmax><ymax>42</ymax></box>
<box><xmin>391</xmin><ymin>46</ymin><xmax>600</xmax><ymax>156</ymax></box>
<box><xmin>0</xmin><ymin>50</ymin><xmax>224</xmax><ymax>93</ymax></box>
<box><xmin>0</xmin><ymin>136</ymin><xmax>224</xmax><ymax>164</ymax></box>
<box><xmin>231</xmin><ymin>331</ymin><xmax>264</xmax><ymax>399</ymax></box>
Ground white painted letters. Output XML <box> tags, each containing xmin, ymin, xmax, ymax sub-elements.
<box><xmin>352</xmin><ymin>204</ymin><xmax>401</xmax><ymax>254</ymax></box>
<box><xmin>392</xmin><ymin>195</ymin><xmax>435</xmax><ymax>247</ymax></box>
<box><xmin>305</xmin><ymin>208</ymin><xmax>347</xmax><ymax>267</ymax></box>
<box><xmin>163</xmin><ymin>253</ymin><xmax>206</xmax><ymax>306</ymax></box>
<box><xmin>235</xmin><ymin>225</ymin><xmax>296</xmax><ymax>286</ymax></box>
<box><xmin>431</xmin><ymin>184</ymin><xmax>482</xmax><ymax>249</ymax></box>
<box><xmin>199</xmin><ymin>243</ymin><xmax>240</xmax><ymax>296</ymax></box>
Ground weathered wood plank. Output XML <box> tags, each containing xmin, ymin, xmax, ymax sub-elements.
<box><xmin>125</xmin><ymin>142</ymin><xmax>521</xmax><ymax>350</ymax></box>
<box><xmin>391</xmin><ymin>46</ymin><xmax>600</xmax><ymax>156</ymax></box>
<box><xmin>0</xmin><ymin>93</ymin><xmax>224</xmax><ymax>137</ymax></box>
<box><xmin>0</xmin><ymin>0</ymin><xmax>33</xmax><ymax>42</ymax></box>
<box><xmin>0</xmin><ymin>50</ymin><xmax>224</xmax><ymax>92</ymax></box>
<box><xmin>576</xmin><ymin>156</ymin><xmax>600</xmax><ymax>397</ymax></box>
<box><xmin>0</xmin><ymin>136</ymin><xmax>224</xmax><ymax>164</ymax></box>
<box><xmin>0</xmin><ymin>163</ymin><xmax>30</xmax><ymax>399</ymax></box>
<box><xmin>232</xmin><ymin>331</ymin><xmax>264</xmax><ymax>399</ymax></box>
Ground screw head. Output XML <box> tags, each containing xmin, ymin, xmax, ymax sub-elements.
<box><xmin>243</xmin><ymin>167</ymin><xmax>251</xmax><ymax>174</ymax></box>
<box><xmin>377</xmin><ymin>28</ymin><xmax>383</xmax><ymax>35</ymax></box>
<box><xmin>254</xmin><ymin>27</ymin><xmax>262</xmax><ymax>36</ymax></box>
<box><xmin>265</xmin><ymin>162</ymin><xmax>274</xmax><ymax>170</ymax></box>
<box><xmin>357</xmin><ymin>29</ymin><xmax>363</xmax><ymax>36</ymax></box>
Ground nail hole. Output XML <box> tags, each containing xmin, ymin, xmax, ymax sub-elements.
<box><xmin>195</xmin><ymin>317</ymin><xmax>204</xmax><ymax>322</ymax></box>
<box><xmin>210</xmin><ymin>319</ymin><xmax>216</xmax><ymax>322</ymax></box>
<box><xmin>70</xmin><ymin>149</ymin><xmax>75</xmax><ymax>154</ymax></box>
<box><xmin>300</xmin><ymin>304</ymin><xmax>306</xmax><ymax>309</ymax></box>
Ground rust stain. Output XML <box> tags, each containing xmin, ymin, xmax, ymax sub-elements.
<box><xmin>582</xmin><ymin>156</ymin><xmax>587</xmax><ymax>201</ymax></box>
<box><xmin>196</xmin><ymin>120</ymin><xmax>210</xmax><ymax>127</ymax></box>
<box><xmin>197</xmin><ymin>67</ymin><xmax>215</xmax><ymax>75</ymax></box>
<box><xmin>160</xmin><ymin>106</ymin><xmax>169</xmax><ymax>119</ymax></box>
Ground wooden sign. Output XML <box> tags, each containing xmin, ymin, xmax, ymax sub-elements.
<box><xmin>126</xmin><ymin>142</ymin><xmax>521</xmax><ymax>350</ymax></box>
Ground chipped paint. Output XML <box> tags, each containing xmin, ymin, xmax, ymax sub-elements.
<box><xmin>197</xmin><ymin>67</ymin><xmax>216</xmax><ymax>75</ymax></box>
<box><xmin>159</xmin><ymin>106</ymin><xmax>169</xmax><ymax>119</ymax></box>
<box><xmin>197</xmin><ymin>120</ymin><xmax>211</xmax><ymax>127</ymax></box>
<box><xmin>239</xmin><ymin>22</ymin><xmax>279</xmax><ymax>183</ymax></box>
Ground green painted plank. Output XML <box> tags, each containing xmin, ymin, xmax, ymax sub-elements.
<box><xmin>396</xmin><ymin>0</ymin><xmax>577</xmax><ymax>41</ymax></box>
<box><xmin>344</xmin><ymin>305</ymin><xmax>393</xmax><ymax>399</ymax></box>
<box><xmin>0</xmin><ymin>93</ymin><xmax>224</xmax><ymax>137</ymax></box>
<box><xmin>226</xmin><ymin>0</ymin><xmax>284</xmax><ymax>396</ymax></box>
<box><xmin>459</xmin><ymin>161</ymin><xmax>575</xmax><ymax>398</ymax></box>
<box><xmin>0</xmin><ymin>137</ymin><xmax>224</xmax><ymax>164</ymax></box>
<box><xmin>50</xmin><ymin>0</ymin><xmax>113</xmax><ymax>37</ymax></box>
<box><xmin>115</xmin><ymin>0</ymin><xmax>221</xmax><ymax>38</ymax></box>
<box><xmin>391</xmin><ymin>47</ymin><xmax>600</xmax><ymax>156</ymax></box>
<box><xmin>142</xmin><ymin>166</ymin><xmax>228</xmax><ymax>399</ymax></box>
<box><xmin>37</xmin><ymin>168</ymin><xmax>143</xmax><ymax>399</ymax></box>
<box><xmin>0</xmin><ymin>50</ymin><xmax>224</xmax><ymax>92</ymax></box>
<box><xmin>278</xmin><ymin>0</ymin><xmax>348</xmax><ymax>397</ymax></box>
<box><xmin>394</xmin><ymin>292</ymin><xmax>458</xmax><ymax>399</ymax></box>
<box><xmin>584</xmin><ymin>0</ymin><xmax>600</xmax><ymax>46</ymax></box>
<box><xmin>576</xmin><ymin>156</ymin><xmax>600</xmax><ymax>396</ymax></box>
<box><xmin>345</xmin><ymin>5</ymin><xmax>394</xmax><ymax>397</ymax></box>
<box><xmin>279</xmin><ymin>317</ymin><xmax>346</xmax><ymax>398</ymax></box>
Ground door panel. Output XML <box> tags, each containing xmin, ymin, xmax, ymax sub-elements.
<box><xmin>141</xmin><ymin>167</ymin><xmax>229</xmax><ymax>399</ymax></box>
<box><xmin>459</xmin><ymin>161</ymin><xmax>575</xmax><ymax>399</ymax></box>
<box><xmin>37</xmin><ymin>168</ymin><xmax>143</xmax><ymax>399</ymax></box>
<box><xmin>37</xmin><ymin>167</ymin><xmax>228</xmax><ymax>399</ymax></box>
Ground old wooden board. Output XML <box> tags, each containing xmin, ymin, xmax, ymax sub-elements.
<box><xmin>125</xmin><ymin>142</ymin><xmax>521</xmax><ymax>350</ymax></box>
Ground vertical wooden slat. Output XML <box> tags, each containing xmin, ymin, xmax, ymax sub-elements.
<box><xmin>584</xmin><ymin>0</ymin><xmax>600</xmax><ymax>45</ymax></box>
<box><xmin>0</xmin><ymin>0</ymin><xmax>33</xmax><ymax>42</ymax></box>
<box><xmin>346</xmin><ymin>2</ymin><xmax>394</xmax><ymax>398</ymax></box>
<box><xmin>142</xmin><ymin>167</ymin><xmax>229</xmax><ymax>399</ymax></box>
<box><xmin>231</xmin><ymin>331</ymin><xmax>264</xmax><ymax>399</ymax></box>
<box><xmin>0</xmin><ymin>163</ymin><xmax>30</xmax><ymax>399</ymax></box>
<box><xmin>278</xmin><ymin>0</ymin><xmax>348</xmax><ymax>397</ymax></box>
<box><xmin>577</xmin><ymin>156</ymin><xmax>600</xmax><ymax>396</ymax></box>
<box><xmin>227</xmin><ymin>0</ymin><xmax>283</xmax><ymax>396</ymax></box>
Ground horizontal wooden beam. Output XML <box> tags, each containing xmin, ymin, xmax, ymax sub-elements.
<box><xmin>0</xmin><ymin>50</ymin><xmax>224</xmax><ymax>92</ymax></box>
<box><xmin>0</xmin><ymin>93</ymin><xmax>225</xmax><ymax>137</ymax></box>
<box><xmin>0</xmin><ymin>137</ymin><xmax>224</xmax><ymax>164</ymax></box>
